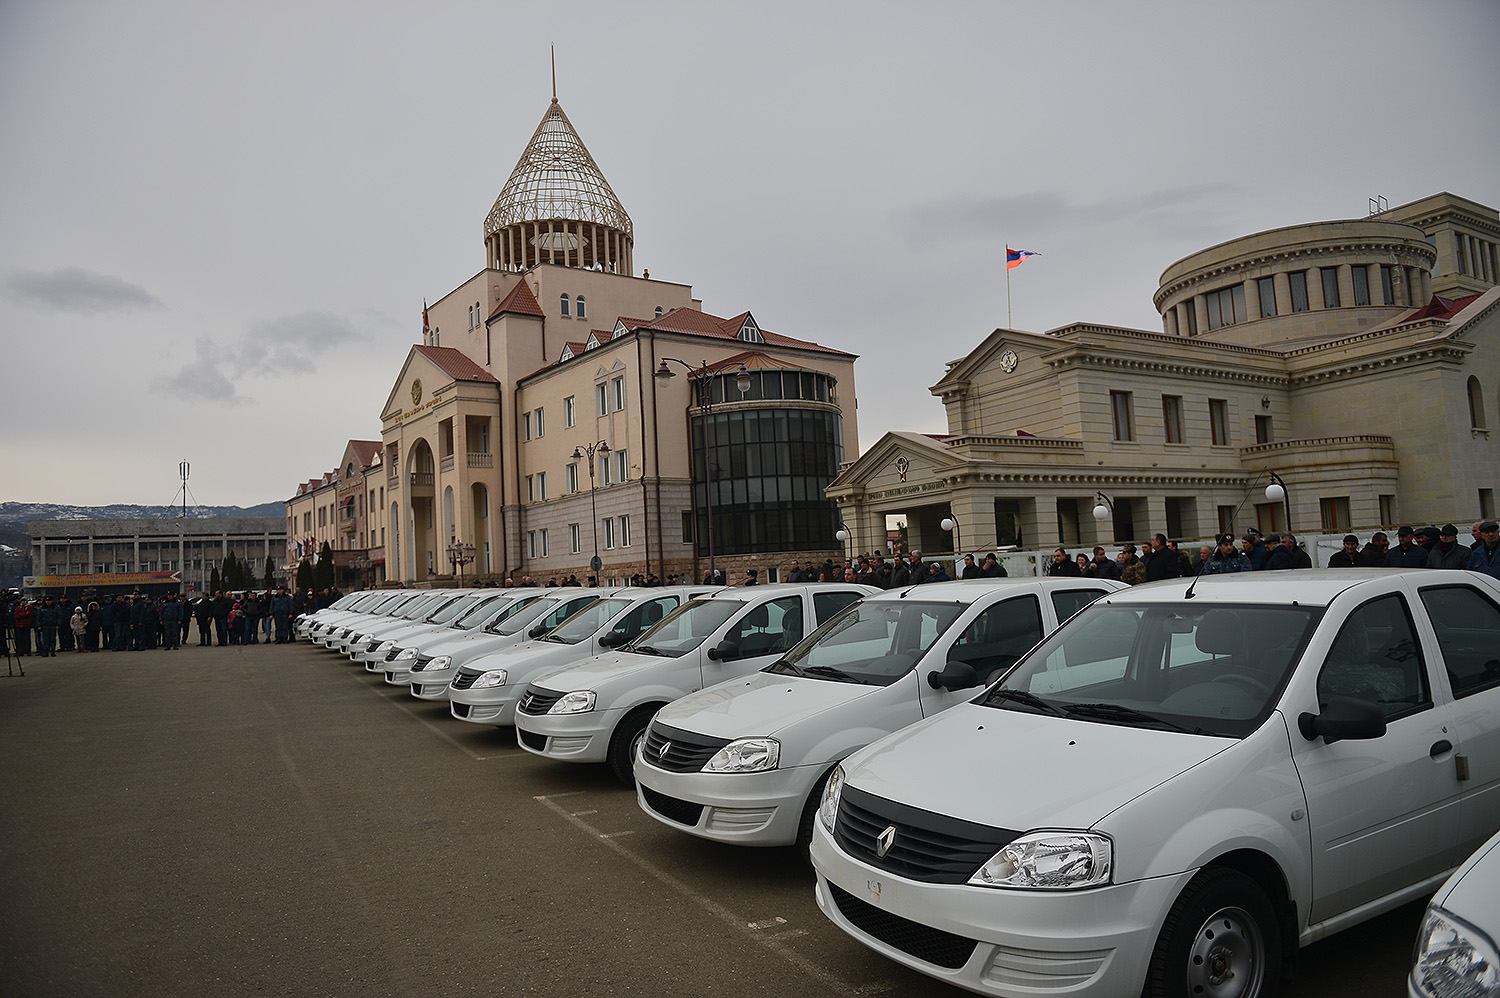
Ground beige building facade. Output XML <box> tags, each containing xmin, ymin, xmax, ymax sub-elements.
<box><xmin>285</xmin><ymin>439</ymin><xmax>388</xmax><ymax>588</ymax></box>
<box><xmin>828</xmin><ymin>193</ymin><xmax>1500</xmax><ymax>558</ymax></box>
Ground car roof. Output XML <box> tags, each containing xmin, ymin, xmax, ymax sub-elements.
<box><xmin>701</xmin><ymin>582</ymin><xmax>878</xmax><ymax>604</ymax></box>
<box><xmin>1094</xmin><ymin>569</ymin><xmax>1494</xmax><ymax>607</ymax></box>
<box><xmin>866</xmin><ymin>578</ymin><xmax>1129</xmax><ymax>602</ymax></box>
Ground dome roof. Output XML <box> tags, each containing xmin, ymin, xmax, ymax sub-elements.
<box><xmin>484</xmin><ymin>99</ymin><xmax>633</xmax><ymax>240</ymax></box>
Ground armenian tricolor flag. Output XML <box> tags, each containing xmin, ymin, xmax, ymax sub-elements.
<box><xmin>1006</xmin><ymin>248</ymin><xmax>1039</xmax><ymax>270</ymax></box>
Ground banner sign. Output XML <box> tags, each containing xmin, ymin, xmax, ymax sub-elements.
<box><xmin>26</xmin><ymin>571</ymin><xmax>183</xmax><ymax>588</ymax></box>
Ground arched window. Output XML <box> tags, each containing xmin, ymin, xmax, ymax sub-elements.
<box><xmin>576</xmin><ymin>295</ymin><xmax>586</xmax><ymax>319</ymax></box>
<box><xmin>1469</xmin><ymin>376</ymin><xmax>1487</xmax><ymax>429</ymax></box>
<box><xmin>560</xmin><ymin>294</ymin><xmax>570</xmax><ymax>317</ymax></box>
<box><xmin>654</xmin><ymin>306</ymin><xmax>664</xmax><ymax>317</ymax></box>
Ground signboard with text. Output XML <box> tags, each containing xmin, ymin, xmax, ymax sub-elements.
<box><xmin>26</xmin><ymin>571</ymin><xmax>183</xmax><ymax>589</ymax></box>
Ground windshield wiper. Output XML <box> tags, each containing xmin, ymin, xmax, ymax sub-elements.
<box><xmin>766</xmin><ymin>659</ymin><xmax>806</xmax><ymax>676</ymax></box>
<box><xmin>629</xmin><ymin>645</ymin><xmax>664</xmax><ymax>656</ymax></box>
<box><xmin>982</xmin><ymin>688</ymin><xmax>1065</xmax><ymax>715</ymax></box>
<box><xmin>803</xmin><ymin>665</ymin><xmax>869</xmax><ymax>684</ymax></box>
<box><xmin>1060</xmin><ymin>702</ymin><xmax>1208</xmax><ymax>734</ymax></box>
<box><xmin>543</xmin><ymin>635</ymin><xmax>574</xmax><ymax>644</ymax></box>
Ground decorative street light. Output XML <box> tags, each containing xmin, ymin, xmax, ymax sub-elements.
<box><xmin>654</xmin><ymin>358</ymin><xmax>751</xmax><ymax>584</ymax></box>
<box><xmin>835</xmin><ymin>523</ymin><xmax>850</xmax><ymax>561</ymax></box>
<box><xmin>1264</xmin><ymin>471</ymin><xmax>1291</xmax><ymax>532</ymax></box>
<box><xmin>446</xmin><ymin>538</ymin><xmax>476</xmax><ymax>584</ymax></box>
<box><xmin>572</xmin><ymin>439</ymin><xmax>611</xmax><ymax>582</ymax></box>
<box><xmin>940</xmin><ymin>515</ymin><xmax>961</xmax><ymax>571</ymax></box>
<box><xmin>1091</xmin><ymin>492</ymin><xmax>1114</xmax><ymax>522</ymax></box>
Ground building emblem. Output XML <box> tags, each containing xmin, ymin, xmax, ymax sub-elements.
<box><xmin>875</xmin><ymin>825</ymin><xmax>897</xmax><ymax>858</ymax></box>
<box><xmin>999</xmin><ymin>349</ymin><xmax>1018</xmax><ymax>373</ymax></box>
<box><xmin>411</xmin><ymin>379</ymin><xmax>423</xmax><ymax>405</ymax></box>
<box><xmin>895</xmin><ymin>456</ymin><xmax>909</xmax><ymax>483</ymax></box>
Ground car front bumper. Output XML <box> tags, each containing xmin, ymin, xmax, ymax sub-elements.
<box><xmin>634</xmin><ymin>761</ymin><xmax>819</xmax><ymax>847</ymax></box>
<box><xmin>514</xmin><ymin>706</ymin><xmax>625</xmax><ymax>764</ymax></box>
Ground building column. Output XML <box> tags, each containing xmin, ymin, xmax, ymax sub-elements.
<box><xmin>1164</xmin><ymin>308</ymin><xmax>1178</xmax><ymax>336</ymax></box>
<box><xmin>1272</xmin><ymin>271</ymin><xmax>1292</xmax><ymax>315</ymax></box>
<box><xmin>1308</xmin><ymin>266</ymin><xmax>1327</xmax><ymax>310</ymax></box>
<box><xmin>1242</xmin><ymin>278</ymin><xmax>1261</xmax><ymax>321</ymax></box>
<box><xmin>1337</xmin><ymin>264</ymin><xmax>1355</xmax><ymax>307</ymax></box>
<box><xmin>1192</xmin><ymin>295</ymin><xmax>1209</xmax><ymax>336</ymax></box>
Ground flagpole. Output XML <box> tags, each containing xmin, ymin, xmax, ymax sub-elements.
<box><xmin>1005</xmin><ymin>245</ymin><xmax>1012</xmax><ymax>328</ymax></box>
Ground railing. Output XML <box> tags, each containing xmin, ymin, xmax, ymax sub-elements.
<box><xmin>410</xmin><ymin>472</ymin><xmax>434</xmax><ymax>487</ymax></box>
<box><xmin>467</xmin><ymin>452</ymin><xmax>493</xmax><ymax>468</ymax></box>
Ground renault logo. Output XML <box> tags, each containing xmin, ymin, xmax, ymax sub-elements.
<box><xmin>658</xmin><ymin>740</ymin><xmax>671</xmax><ymax>761</ymax></box>
<box><xmin>875</xmin><ymin>825</ymin><xmax>897</xmax><ymax>858</ymax></box>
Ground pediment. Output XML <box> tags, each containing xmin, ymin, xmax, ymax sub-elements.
<box><xmin>826</xmin><ymin>431</ymin><xmax>962</xmax><ymax>494</ymax></box>
<box><xmin>380</xmin><ymin>348</ymin><xmax>457</xmax><ymax>422</ymax></box>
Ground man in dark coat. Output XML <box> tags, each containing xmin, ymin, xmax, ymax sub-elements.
<box><xmin>212</xmin><ymin>591</ymin><xmax>232</xmax><ymax>646</ymax></box>
<box><xmin>271</xmin><ymin>588</ymin><xmax>293</xmax><ymax>643</ymax></box>
<box><xmin>1360</xmin><ymin>532</ymin><xmax>1390</xmax><ymax>567</ymax></box>
<box><xmin>960</xmin><ymin>554</ymin><xmax>984</xmax><ymax>579</ymax></box>
<box><xmin>1262</xmin><ymin>535</ymin><xmax>1292</xmax><ymax>571</ymax></box>
<box><xmin>1049</xmin><ymin>548</ymin><xmax>1082</xmax><ymax>577</ymax></box>
<box><xmin>1386</xmin><ymin>526</ymin><xmax>1427</xmax><ymax>568</ymax></box>
<box><xmin>193</xmin><ymin>595</ymin><xmax>213</xmax><ymax>645</ymax></box>
<box><xmin>1327</xmin><ymin>535</ymin><xmax>1362</xmax><ymax>568</ymax></box>
<box><xmin>1427</xmin><ymin>525</ymin><xmax>1469</xmax><ymax>570</ymax></box>
<box><xmin>1144</xmin><ymin>535</ymin><xmax>1181</xmax><ymax>582</ymax></box>
<box><xmin>160</xmin><ymin>593</ymin><xmax>183</xmax><ymax>650</ymax></box>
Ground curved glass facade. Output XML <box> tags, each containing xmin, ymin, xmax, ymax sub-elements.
<box><xmin>690</xmin><ymin>404</ymin><xmax>843</xmax><ymax>556</ymax></box>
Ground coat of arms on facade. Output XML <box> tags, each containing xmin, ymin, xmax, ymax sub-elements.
<box><xmin>895</xmin><ymin>456</ymin><xmax>909</xmax><ymax>483</ymax></box>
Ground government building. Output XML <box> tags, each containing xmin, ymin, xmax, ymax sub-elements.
<box><xmin>288</xmin><ymin>96</ymin><xmax>858</xmax><ymax>586</ymax></box>
<box><xmin>828</xmin><ymin>193</ymin><xmax>1500</xmax><ymax>560</ymax></box>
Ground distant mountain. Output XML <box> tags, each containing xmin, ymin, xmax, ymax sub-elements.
<box><xmin>0</xmin><ymin>501</ymin><xmax>285</xmax><ymax>530</ymax></box>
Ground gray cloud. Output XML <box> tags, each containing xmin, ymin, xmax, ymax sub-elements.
<box><xmin>5</xmin><ymin>267</ymin><xmax>163</xmax><ymax>313</ymax></box>
<box><xmin>152</xmin><ymin>338</ymin><xmax>248</xmax><ymax>405</ymax></box>
<box><xmin>902</xmin><ymin>183</ymin><xmax>1242</xmax><ymax>246</ymax></box>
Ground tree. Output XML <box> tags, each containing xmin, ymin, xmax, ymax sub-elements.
<box><xmin>262</xmin><ymin>556</ymin><xmax>275</xmax><ymax>589</ymax></box>
<box><xmin>295</xmin><ymin>558</ymin><xmax>314</xmax><ymax>591</ymax></box>
<box><xmin>210</xmin><ymin>565</ymin><xmax>222</xmax><ymax>593</ymax></box>
<box><xmin>314</xmin><ymin>542</ymin><xmax>335</xmax><ymax>590</ymax></box>
<box><xmin>221</xmin><ymin>551</ymin><xmax>246</xmax><ymax>591</ymax></box>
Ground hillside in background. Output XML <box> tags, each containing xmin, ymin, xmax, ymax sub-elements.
<box><xmin>0</xmin><ymin>501</ymin><xmax>284</xmax><ymax>531</ymax></box>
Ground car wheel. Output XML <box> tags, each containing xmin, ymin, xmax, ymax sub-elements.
<box><xmin>1145</xmin><ymin>867</ymin><xmax>1281</xmax><ymax>998</ymax></box>
<box><xmin>607</xmin><ymin>705</ymin><xmax>658</xmax><ymax>787</ymax></box>
<box><xmin>795</xmin><ymin>766</ymin><xmax>837</xmax><ymax>856</ymax></box>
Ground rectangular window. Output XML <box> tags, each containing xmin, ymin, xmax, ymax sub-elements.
<box><xmin>1352</xmin><ymin>266</ymin><xmax>1370</xmax><ymax>306</ymax></box>
<box><xmin>1321</xmin><ymin>267</ymin><xmax>1341</xmax><ymax>308</ymax></box>
<box><xmin>600</xmin><ymin>457</ymin><xmax>612</xmax><ymax>486</ymax></box>
<box><xmin>681</xmin><ymin>510</ymin><xmax>694</xmax><ymax>542</ymax></box>
<box><xmin>611</xmin><ymin>375</ymin><xmax>626</xmax><ymax>412</ymax></box>
<box><xmin>1480</xmin><ymin>488</ymin><xmax>1495</xmax><ymax>520</ymax></box>
<box><xmin>1253</xmin><ymin>501</ymin><xmax>1284</xmax><ymax>535</ymax></box>
<box><xmin>1205</xmin><ymin>285</ymin><xmax>1246</xmax><ymax>330</ymax></box>
<box><xmin>1319</xmin><ymin>497</ymin><xmax>1351</xmax><ymax>533</ymax></box>
<box><xmin>526</xmin><ymin>475</ymin><xmax>535</xmax><ymax>502</ymax></box>
<box><xmin>522</xmin><ymin>412</ymin><xmax>532</xmax><ymax>441</ymax></box>
<box><xmin>603</xmin><ymin>517</ymin><xmax>616</xmax><ymax>549</ymax></box>
<box><xmin>1209</xmin><ymin>399</ymin><xmax>1229</xmax><ymax>446</ymax></box>
<box><xmin>566</xmin><ymin>463</ymin><xmax>579</xmax><ymax>494</ymax></box>
<box><xmin>1379</xmin><ymin>494</ymin><xmax>1396</xmax><ymax>526</ymax></box>
<box><xmin>1380</xmin><ymin>265</ymin><xmax>1394</xmax><ymax>305</ymax></box>
<box><xmin>1162</xmin><ymin>395</ymin><xmax>1184</xmax><ymax>444</ymax></box>
<box><xmin>596</xmin><ymin>383</ymin><xmax>607</xmax><ymax>416</ymax></box>
<box><xmin>1289</xmin><ymin>271</ymin><xmax>1309</xmax><ymax>312</ymax></box>
<box><xmin>564</xmin><ymin>395</ymin><xmax>576</xmax><ymax>427</ymax></box>
<box><xmin>1255</xmin><ymin>414</ymin><xmax>1273</xmax><ymax>444</ymax></box>
<box><xmin>618</xmin><ymin>515</ymin><xmax>631</xmax><ymax>547</ymax></box>
<box><xmin>527</xmin><ymin>531</ymin><xmax>538</xmax><ymax>558</ymax></box>
<box><xmin>537</xmin><ymin>471</ymin><xmax>547</xmax><ymax>500</ymax></box>
<box><xmin>1110</xmin><ymin>391</ymin><xmax>1134</xmax><ymax>442</ymax></box>
<box><xmin>569</xmin><ymin>523</ymin><xmax>581</xmax><ymax>554</ymax></box>
<box><xmin>538</xmin><ymin>528</ymin><xmax>549</xmax><ymax>557</ymax></box>
<box><xmin>1185</xmin><ymin>304</ymin><xmax>1198</xmax><ymax>337</ymax></box>
<box><xmin>1257</xmin><ymin>277</ymin><xmax>1277</xmax><ymax>317</ymax></box>
<box><xmin>533</xmin><ymin>407</ymin><xmax>544</xmax><ymax>437</ymax></box>
<box><xmin>1217</xmin><ymin>505</ymin><xmax>1236</xmax><ymax>535</ymax></box>
<box><xmin>613</xmin><ymin>449</ymin><xmax>628</xmax><ymax>482</ymax></box>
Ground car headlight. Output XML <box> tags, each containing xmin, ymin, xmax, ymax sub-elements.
<box><xmin>414</xmin><ymin>655</ymin><xmax>451</xmax><ymax>673</ymax></box>
<box><xmin>704</xmin><ymin>738</ymin><xmax>780</xmax><ymax>773</ymax></box>
<box><xmin>818</xmin><ymin>765</ymin><xmax>845</xmax><ymax>833</ymax></box>
<box><xmin>470</xmin><ymin>669</ymin><xmax>509</xmax><ymax>689</ymax></box>
<box><xmin>393</xmin><ymin>647</ymin><xmax>417</xmax><ymax>661</ymax></box>
<box><xmin>1411</xmin><ymin>905</ymin><xmax>1500</xmax><ymax>998</ymax></box>
<box><xmin>375</xmin><ymin>640</ymin><xmax>396</xmax><ymax>653</ymax></box>
<box><xmin>968</xmin><ymin>831</ymin><xmax>1112</xmax><ymax>889</ymax></box>
<box><xmin>549</xmin><ymin>691</ymin><xmax>596</xmax><ymax>714</ymax></box>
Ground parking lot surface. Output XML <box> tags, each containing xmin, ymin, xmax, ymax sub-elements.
<box><xmin>1</xmin><ymin>642</ymin><xmax>1424</xmax><ymax>996</ymax></box>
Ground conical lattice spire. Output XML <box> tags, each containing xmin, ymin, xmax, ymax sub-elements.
<box><xmin>485</xmin><ymin>99</ymin><xmax>633</xmax><ymax>238</ymax></box>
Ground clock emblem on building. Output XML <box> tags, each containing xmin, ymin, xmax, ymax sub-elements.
<box><xmin>999</xmin><ymin>349</ymin><xmax>1018</xmax><ymax>373</ymax></box>
<box><xmin>411</xmin><ymin>379</ymin><xmax>423</xmax><ymax>405</ymax></box>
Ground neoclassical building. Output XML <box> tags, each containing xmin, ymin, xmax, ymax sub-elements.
<box><xmin>307</xmin><ymin>95</ymin><xmax>858</xmax><ymax>586</ymax></box>
<box><xmin>285</xmin><ymin>438</ymin><xmax>387</xmax><ymax>589</ymax></box>
<box><xmin>827</xmin><ymin>192</ymin><xmax>1499</xmax><ymax>558</ymax></box>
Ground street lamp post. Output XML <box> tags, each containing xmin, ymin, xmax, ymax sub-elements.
<box><xmin>835</xmin><ymin>523</ymin><xmax>850</xmax><ymax>561</ymax></box>
<box><xmin>446</xmin><ymin>539</ymin><xmax>475</xmax><ymax>584</ymax></box>
<box><xmin>654</xmin><ymin>358</ymin><xmax>751</xmax><ymax>584</ymax></box>
<box><xmin>572</xmin><ymin>440</ymin><xmax>611</xmax><ymax>582</ymax></box>
<box><xmin>940</xmin><ymin>515</ymin><xmax>960</xmax><ymax>575</ymax></box>
<box><xmin>1264</xmin><ymin>471</ymin><xmax>1291</xmax><ymax>533</ymax></box>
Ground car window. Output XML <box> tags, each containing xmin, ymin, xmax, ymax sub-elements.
<box><xmin>1317</xmin><ymin>594</ymin><xmax>1430</xmax><ymax>719</ymax></box>
<box><xmin>776</xmin><ymin>600</ymin><xmax>968</xmax><ymax>685</ymax></box>
<box><xmin>452</xmin><ymin>595</ymin><xmax>507</xmax><ymax>628</ymax></box>
<box><xmin>814</xmin><ymin>590</ymin><xmax>864</xmax><ymax>625</ymax></box>
<box><xmin>612</xmin><ymin>597</ymin><xmax>679</xmax><ymax>640</ymax></box>
<box><xmin>547</xmin><ymin>598</ymin><xmax>632</xmax><ymax>643</ymax></box>
<box><xmin>1418</xmin><ymin>585</ymin><xmax>1500</xmax><ymax>699</ymax></box>
<box><xmin>726</xmin><ymin>596</ymin><xmax>804</xmax><ymax>657</ymax></box>
<box><xmin>949</xmin><ymin>595</ymin><xmax>1044</xmax><ymax>684</ymax></box>
<box><xmin>482</xmin><ymin>594</ymin><xmax>543</xmax><ymax>630</ymax></box>
<box><xmin>1049</xmin><ymin>588</ymin><xmax>1110</xmax><ymax>624</ymax></box>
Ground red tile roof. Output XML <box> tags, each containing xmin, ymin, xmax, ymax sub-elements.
<box><xmin>490</xmin><ymin>279</ymin><xmax>544</xmax><ymax>319</ymax></box>
<box><xmin>414</xmin><ymin>345</ymin><xmax>500</xmax><ymax>383</ymax></box>
<box><xmin>349</xmin><ymin>440</ymin><xmax>382</xmax><ymax>468</ymax></box>
<box><xmin>1403</xmin><ymin>292</ymin><xmax>1483</xmax><ymax>322</ymax></box>
<box><xmin>638</xmin><ymin>307</ymin><xmax>853</xmax><ymax>357</ymax></box>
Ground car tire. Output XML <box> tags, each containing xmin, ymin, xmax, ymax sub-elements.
<box><xmin>1145</xmin><ymin>866</ymin><xmax>1282</xmax><ymax>998</ymax></box>
<box><xmin>796</xmin><ymin>766</ymin><xmax>837</xmax><ymax>856</ymax></box>
<box><xmin>607</xmin><ymin>705</ymin><xmax>659</xmax><ymax>787</ymax></box>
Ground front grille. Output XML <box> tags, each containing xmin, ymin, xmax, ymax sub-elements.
<box><xmin>641</xmin><ymin>722</ymin><xmax>731</xmax><ymax>773</ymax></box>
<box><xmin>412</xmin><ymin>655</ymin><xmax>434</xmax><ymax>671</ymax></box>
<box><xmin>641</xmin><ymin>786</ymin><xmax>705</xmax><ymax>827</ymax></box>
<box><xmin>452</xmin><ymin>669</ymin><xmax>481</xmax><ymax>691</ymax></box>
<box><xmin>384</xmin><ymin>646</ymin><xmax>402</xmax><ymax>662</ymax></box>
<box><xmin>518</xmin><ymin>728</ymin><xmax>547</xmax><ymax>750</ymax></box>
<box><xmin>517</xmin><ymin>686</ymin><xmax>564</xmax><ymax>715</ymax></box>
<box><xmin>451</xmin><ymin>703</ymin><xmax>471</xmax><ymax>718</ymax></box>
<box><xmin>828</xmin><ymin>883</ymin><xmax>977</xmax><ymax>970</ymax></box>
<box><xmin>365</xmin><ymin>639</ymin><xmax>383</xmax><ymax>653</ymax></box>
<box><xmin>833</xmin><ymin>786</ymin><xmax>1017</xmax><ymax>885</ymax></box>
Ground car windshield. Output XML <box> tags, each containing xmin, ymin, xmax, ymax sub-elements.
<box><xmin>546</xmin><ymin>598</ymin><xmax>632</xmax><ymax>644</ymax></box>
<box><xmin>481</xmin><ymin>594</ymin><xmax>545</xmax><ymax>632</ymax></box>
<box><xmin>987</xmin><ymin>601</ymin><xmax>1323</xmax><ymax>737</ymax></box>
<box><xmin>427</xmin><ymin>594</ymin><xmax>483</xmax><ymax>625</ymax></box>
<box><xmin>769</xmin><ymin>600</ymin><xmax>969</xmax><ymax>686</ymax></box>
<box><xmin>494</xmin><ymin>595</ymin><xmax>599</xmax><ymax>635</ymax></box>
<box><xmin>399</xmin><ymin>595</ymin><xmax>444</xmax><ymax>620</ymax></box>
<box><xmin>627</xmin><ymin>599</ymin><xmax>744</xmax><ymax>658</ymax></box>
<box><xmin>451</xmin><ymin>595</ymin><xmax>508</xmax><ymax>629</ymax></box>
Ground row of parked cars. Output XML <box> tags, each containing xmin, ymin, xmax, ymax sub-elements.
<box><xmin>295</xmin><ymin>569</ymin><xmax>1500</xmax><ymax>998</ymax></box>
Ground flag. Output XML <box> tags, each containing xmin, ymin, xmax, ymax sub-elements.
<box><xmin>421</xmin><ymin>300</ymin><xmax>430</xmax><ymax>343</ymax></box>
<box><xmin>1006</xmin><ymin>248</ymin><xmax>1039</xmax><ymax>270</ymax></box>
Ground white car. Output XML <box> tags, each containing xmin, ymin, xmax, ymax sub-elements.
<box><xmin>351</xmin><ymin>590</ymin><xmax>513</xmax><ymax>667</ymax></box>
<box><xmin>636</xmin><ymin>578</ymin><xmax>1126</xmax><ymax>849</ymax></box>
<box><xmin>298</xmin><ymin>591</ymin><xmax>395</xmax><ymax>641</ymax></box>
<box><xmin>383</xmin><ymin>588</ymin><xmax>613</xmax><ymax>689</ymax></box>
<box><xmin>1409</xmin><ymin>827</ymin><xmax>1500</xmax><ymax>998</ymax></box>
<box><xmin>444</xmin><ymin>586</ymin><xmax>723</xmax><ymax>721</ymax></box>
<box><xmin>314</xmin><ymin>591</ymin><xmax>434</xmax><ymax>650</ymax></box>
<box><xmin>810</xmin><ymin>570</ymin><xmax>1500</xmax><ymax>997</ymax></box>
<box><xmin>328</xmin><ymin>591</ymin><xmax>455</xmax><ymax>654</ymax></box>
<box><xmin>514</xmin><ymin>583</ymin><xmax>877</xmax><ymax>784</ymax></box>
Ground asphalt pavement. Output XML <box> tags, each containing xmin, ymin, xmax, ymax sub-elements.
<box><xmin>0</xmin><ymin>640</ymin><xmax>1424</xmax><ymax>997</ymax></box>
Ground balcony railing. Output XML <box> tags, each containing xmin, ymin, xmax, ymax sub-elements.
<box><xmin>467</xmin><ymin>452</ymin><xmax>493</xmax><ymax>468</ymax></box>
<box><xmin>410</xmin><ymin>472</ymin><xmax>434</xmax><ymax>487</ymax></box>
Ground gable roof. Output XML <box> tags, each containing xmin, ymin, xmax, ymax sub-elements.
<box><xmin>490</xmin><ymin>279</ymin><xmax>544</xmax><ymax>319</ymax></box>
<box><xmin>633</xmin><ymin>307</ymin><xmax>854</xmax><ymax>357</ymax></box>
<box><xmin>413</xmin><ymin>345</ymin><xmax>500</xmax><ymax>384</ymax></box>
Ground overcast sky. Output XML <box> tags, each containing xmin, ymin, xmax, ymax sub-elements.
<box><xmin>3</xmin><ymin>0</ymin><xmax>1497</xmax><ymax>508</ymax></box>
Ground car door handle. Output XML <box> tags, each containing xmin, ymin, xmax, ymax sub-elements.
<box><xmin>1430</xmin><ymin>740</ymin><xmax>1453</xmax><ymax>759</ymax></box>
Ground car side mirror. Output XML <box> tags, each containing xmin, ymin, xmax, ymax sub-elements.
<box><xmin>707</xmin><ymin>639</ymin><xmax>739</xmax><ymax>662</ymax></box>
<box><xmin>928</xmin><ymin>660</ymin><xmax>981</xmax><ymax>692</ymax></box>
<box><xmin>598</xmin><ymin>631</ymin><xmax>627</xmax><ymax>648</ymax></box>
<box><xmin>528</xmin><ymin>624</ymin><xmax>549</xmax><ymax>638</ymax></box>
<box><xmin>1297</xmin><ymin>695</ymin><xmax>1387</xmax><ymax>744</ymax></box>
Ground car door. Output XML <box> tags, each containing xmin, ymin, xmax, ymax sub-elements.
<box><xmin>1289</xmin><ymin>588</ymin><xmax>1461</xmax><ymax>923</ymax></box>
<box><xmin>918</xmin><ymin>593</ymin><xmax>1045</xmax><ymax>716</ymax></box>
<box><xmin>1414</xmin><ymin>580</ymin><xmax>1500</xmax><ymax>861</ymax></box>
<box><xmin>704</xmin><ymin>594</ymin><xmax>806</xmax><ymax>686</ymax></box>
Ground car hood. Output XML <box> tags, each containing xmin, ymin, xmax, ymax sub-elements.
<box><xmin>656</xmin><ymin>671</ymin><xmax>884</xmax><ymax>740</ymax></box>
<box><xmin>1434</xmin><ymin>831</ymin><xmax>1500</xmax><ymax>918</ymax></box>
<box><xmin>463</xmin><ymin>639</ymin><xmax>595</xmax><ymax>676</ymax></box>
<box><xmin>842</xmin><ymin>704</ymin><xmax>1231</xmax><ymax>831</ymax></box>
<box><xmin>528</xmin><ymin>649</ymin><xmax>670</xmax><ymax>692</ymax></box>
